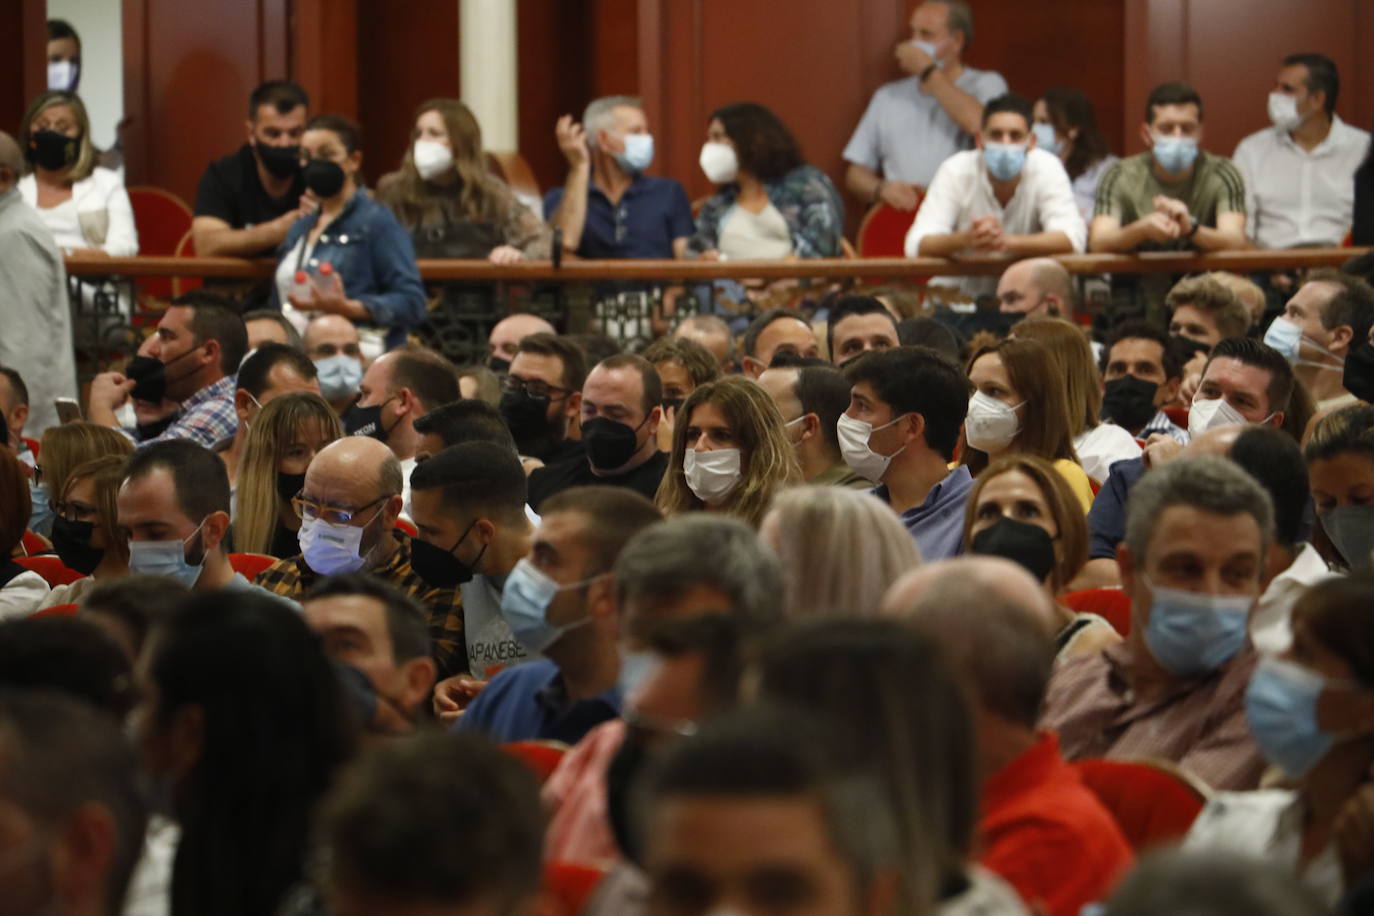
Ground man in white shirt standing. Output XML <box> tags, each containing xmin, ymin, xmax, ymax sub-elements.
<box><xmin>842</xmin><ymin>0</ymin><xmax>1007</xmax><ymax>212</ymax></box>
<box><xmin>906</xmin><ymin>94</ymin><xmax>1086</xmax><ymax>299</ymax></box>
<box><xmin>1233</xmin><ymin>54</ymin><xmax>1370</xmax><ymax>250</ymax></box>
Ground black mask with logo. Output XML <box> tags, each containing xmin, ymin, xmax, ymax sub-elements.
<box><xmin>1100</xmin><ymin>375</ymin><xmax>1159</xmax><ymax>432</ymax></box>
<box><xmin>26</xmin><ymin>129</ymin><xmax>78</xmax><ymax>172</ymax></box>
<box><xmin>343</xmin><ymin>401</ymin><xmax>397</xmax><ymax>444</ymax></box>
<box><xmin>970</xmin><ymin>516</ymin><xmax>1058</xmax><ymax>584</ymax></box>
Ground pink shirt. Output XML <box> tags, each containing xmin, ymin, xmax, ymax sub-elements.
<box><xmin>542</xmin><ymin>719</ymin><xmax>627</xmax><ymax>865</ymax></box>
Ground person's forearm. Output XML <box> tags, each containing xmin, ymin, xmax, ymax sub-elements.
<box><xmin>86</xmin><ymin>401</ymin><xmax>121</xmax><ymax>428</ymax></box>
<box><xmin>552</xmin><ymin>165</ymin><xmax>590</xmax><ymax>251</ymax></box>
<box><xmin>923</xmin><ymin>71</ymin><xmax>984</xmax><ymax>135</ymax></box>
<box><xmin>194</xmin><ymin>220</ymin><xmax>288</xmax><ymax>257</ymax></box>
<box><xmin>1191</xmin><ymin>224</ymin><xmax>1249</xmax><ymax>251</ymax></box>
<box><xmin>1005</xmin><ymin>231</ymin><xmax>1074</xmax><ymax>257</ymax></box>
<box><xmin>846</xmin><ymin>163</ymin><xmax>882</xmax><ymax>202</ymax></box>
<box><xmin>918</xmin><ymin>230</ymin><xmax>974</xmax><ymax>257</ymax></box>
<box><xmin>1089</xmin><ymin>220</ymin><xmax>1147</xmax><ymax>253</ymax></box>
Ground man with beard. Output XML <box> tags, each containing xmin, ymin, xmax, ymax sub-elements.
<box><xmin>499</xmin><ymin>333</ymin><xmax>586</xmax><ymax>465</ymax></box>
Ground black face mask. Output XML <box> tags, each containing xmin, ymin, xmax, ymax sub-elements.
<box><xmin>1343</xmin><ymin>342</ymin><xmax>1374</xmax><ymax>404</ymax></box>
<box><xmin>51</xmin><ymin>516</ymin><xmax>104</xmax><ymax>576</ymax></box>
<box><xmin>1168</xmin><ymin>334</ymin><xmax>1210</xmax><ymax>363</ymax></box>
<box><xmin>26</xmin><ymin>129</ymin><xmax>79</xmax><ymax>172</ymax></box>
<box><xmin>255</xmin><ymin>142</ymin><xmax>301</xmax><ymax>181</ymax></box>
<box><xmin>411</xmin><ymin>520</ymin><xmax>487</xmax><ymax>589</ymax></box>
<box><xmin>971</xmin><ymin>516</ymin><xmax>1058</xmax><ymax>584</ymax></box>
<box><xmin>605</xmin><ymin>731</ymin><xmax>649</xmax><ymax>866</ymax></box>
<box><xmin>276</xmin><ymin>470</ymin><xmax>306</xmax><ymax>504</ymax></box>
<box><xmin>135</xmin><ymin>410</ymin><xmax>177</xmax><ymax>441</ymax></box>
<box><xmin>1100</xmin><ymin>375</ymin><xmax>1159</xmax><ymax>432</ymax></box>
<box><xmin>344</xmin><ymin>401</ymin><xmax>396</xmax><ymax>444</ymax></box>
<box><xmin>303</xmin><ymin>158</ymin><xmax>346</xmax><ymax>198</ymax></box>
<box><xmin>125</xmin><ymin>355</ymin><xmax>168</xmax><ymax>404</ymax></box>
<box><xmin>499</xmin><ymin>388</ymin><xmax>556</xmax><ymax>456</ymax></box>
<box><xmin>660</xmin><ymin>397</ymin><xmax>684</xmax><ymax>414</ymax></box>
<box><xmin>582</xmin><ymin>416</ymin><xmax>647</xmax><ymax>472</ymax></box>
<box><xmin>488</xmin><ymin>355</ymin><xmax>511</xmax><ymax>374</ymax></box>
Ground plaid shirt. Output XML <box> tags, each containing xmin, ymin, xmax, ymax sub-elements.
<box><xmin>1042</xmin><ymin>641</ymin><xmax>1265</xmax><ymax>791</ymax></box>
<box><xmin>131</xmin><ymin>375</ymin><xmax>239</xmax><ymax>449</ymax></box>
<box><xmin>254</xmin><ymin>532</ymin><xmax>468</xmax><ymax>679</ymax></box>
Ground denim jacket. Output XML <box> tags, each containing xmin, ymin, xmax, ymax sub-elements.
<box><xmin>688</xmin><ymin>164</ymin><xmax>845</xmax><ymax>258</ymax></box>
<box><xmin>271</xmin><ymin>190</ymin><xmax>427</xmax><ymax>342</ymax></box>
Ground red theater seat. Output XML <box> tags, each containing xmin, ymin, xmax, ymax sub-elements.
<box><xmin>15</xmin><ymin>555</ymin><xmax>85</xmax><ymax>587</ymax></box>
<box><xmin>127</xmin><ymin>187</ymin><xmax>194</xmax><ymax>303</ymax></box>
<box><xmin>1063</xmin><ymin>588</ymin><xmax>1132</xmax><ymax>637</ymax></box>
<box><xmin>501</xmin><ymin>740</ymin><xmax>569</xmax><ymax>785</ymax></box>
<box><xmin>856</xmin><ymin>198</ymin><xmax>924</xmax><ymax>258</ymax></box>
<box><xmin>228</xmin><ymin>552</ymin><xmax>277</xmax><ymax>581</ymax></box>
<box><xmin>1071</xmin><ymin>758</ymin><xmax>1209</xmax><ymax>851</ymax></box>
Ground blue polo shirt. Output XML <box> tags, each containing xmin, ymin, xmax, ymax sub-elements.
<box><xmin>1087</xmin><ymin>457</ymin><xmax>1147</xmax><ymax>560</ymax></box>
<box><xmin>456</xmin><ymin>659</ymin><xmax>621</xmax><ymax>744</ymax></box>
<box><xmin>873</xmin><ymin>465</ymin><xmax>974</xmax><ymax>562</ymax></box>
<box><xmin>544</xmin><ymin>176</ymin><xmax>694</xmax><ymax>259</ymax></box>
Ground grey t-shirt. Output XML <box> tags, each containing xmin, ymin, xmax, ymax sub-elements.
<box><xmin>460</xmin><ymin>575</ymin><xmax>534</xmax><ymax>679</ymax></box>
<box><xmin>843</xmin><ymin>67</ymin><xmax>1009</xmax><ymax>188</ymax></box>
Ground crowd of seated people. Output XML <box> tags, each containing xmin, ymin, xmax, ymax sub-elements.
<box><xmin>5</xmin><ymin>2</ymin><xmax>1374</xmax><ymax>915</ymax></box>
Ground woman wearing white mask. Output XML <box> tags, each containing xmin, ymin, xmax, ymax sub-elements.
<box><xmin>1184</xmin><ymin>576</ymin><xmax>1374</xmax><ymax>908</ymax></box>
<box><xmin>654</xmin><ymin>376</ymin><xmax>800</xmax><ymax>527</ymax></box>
<box><xmin>963</xmin><ymin>337</ymin><xmax>1094</xmax><ymax>511</ymax></box>
<box><xmin>376</xmin><ymin>99</ymin><xmax>551</xmax><ymax>264</ymax></box>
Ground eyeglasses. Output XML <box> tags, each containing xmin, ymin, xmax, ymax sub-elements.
<box><xmin>51</xmin><ymin>499</ymin><xmax>98</xmax><ymax>523</ymax></box>
<box><xmin>291</xmin><ymin>494</ymin><xmax>386</xmax><ymax>526</ymax></box>
<box><xmin>501</xmin><ymin>375</ymin><xmax>570</xmax><ymax>401</ymax></box>
<box><xmin>311</xmin><ymin>343</ymin><xmax>363</xmax><ymax>358</ymax></box>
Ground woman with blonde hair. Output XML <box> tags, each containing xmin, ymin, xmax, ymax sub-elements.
<box><xmin>1012</xmin><ymin>316</ymin><xmax>1141</xmax><ymax>484</ymax></box>
<box><xmin>18</xmin><ymin>91</ymin><xmax>138</xmax><ymax>258</ymax></box>
<box><xmin>963</xmin><ymin>337</ymin><xmax>1094</xmax><ymax>511</ymax></box>
<box><xmin>39</xmin><ymin>455</ymin><xmax>130</xmax><ymax>609</ymax></box>
<box><xmin>232</xmin><ymin>393</ymin><xmax>342</xmax><ymax>558</ymax></box>
<box><xmin>376</xmin><ymin>98</ymin><xmax>550</xmax><ymax>263</ymax></box>
<box><xmin>655</xmin><ymin>376</ymin><xmax>800</xmax><ymax>527</ymax></box>
<box><xmin>760</xmin><ymin>485</ymin><xmax>921</xmax><ymax>619</ymax></box>
<box><xmin>961</xmin><ymin>455</ymin><xmax>1118</xmax><ymax>660</ymax></box>
<box><xmin>33</xmin><ymin>422</ymin><xmax>134</xmax><ymax>537</ymax></box>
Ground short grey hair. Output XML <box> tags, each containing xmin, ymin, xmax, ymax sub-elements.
<box><xmin>1124</xmin><ymin>456</ymin><xmax>1274</xmax><ymax>569</ymax></box>
<box><xmin>614</xmin><ymin>515</ymin><xmax>782</xmax><ymax>624</ymax></box>
<box><xmin>931</xmin><ymin>0</ymin><xmax>974</xmax><ymax>47</ymax></box>
<box><xmin>582</xmin><ymin>95</ymin><xmax>642</xmax><ymax>149</ymax></box>
<box><xmin>677</xmin><ymin>315</ymin><xmax>736</xmax><ymax>361</ymax></box>
<box><xmin>0</xmin><ymin>132</ymin><xmax>21</xmax><ymax>178</ymax></box>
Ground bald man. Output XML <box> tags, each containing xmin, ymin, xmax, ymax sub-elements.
<box><xmin>674</xmin><ymin>314</ymin><xmax>735</xmax><ymax>373</ymax></box>
<box><xmin>885</xmin><ymin>556</ymin><xmax>1134</xmax><ymax>916</ymax></box>
<box><xmin>305</xmin><ymin>314</ymin><xmax>365</xmax><ymax>411</ymax></box>
<box><xmin>0</xmin><ymin>131</ymin><xmax>77</xmax><ymax>435</ymax></box>
<box><xmin>489</xmin><ymin>314</ymin><xmax>556</xmax><ymax>373</ymax></box>
<box><xmin>995</xmin><ymin>257</ymin><xmax>1075</xmax><ymax>321</ymax></box>
<box><xmin>254</xmin><ymin>437</ymin><xmax>469</xmax><ymax>680</ymax></box>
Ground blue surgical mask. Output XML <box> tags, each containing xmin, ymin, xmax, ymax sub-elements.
<box><xmin>1245</xmin><ymin>657</ymin><xmax>1336</xmax><ymax>778</ymax></box>
<box><xmin>1143</xmin><ymin>579</ymin><xmax>1252</xmax><ymax>677</ymax></box>
<box><xmin>1152</xmin><ymin>135</ymin><xmax>1199</xmax><ymax>175</ymax></box>
<box><xmin>314</xmin><ymin>354</ymin><xmax>364</xmax><ymax>402</ymax></box>
<box><xmin>1262</xmin><ymin>316</ymin><xmax>1303</xmax><ymax>363</ymax></box>
<box><xmin>1032</xmin><ymin>122</ymin><xmax>1061</xmax><ymax>156</ymax></box>
<box><xmin>127</xmin><ymin>521</ymin><xmax>207</xmax><ymax>588</ymax></box>
<box><xmin>299</xmin><ymin>515</ymin><xmax>381</xmax><ymax>577</ymax></box>
<box><xmin>27</xmin><ymin>478</ymin><xmax>55</xmax><ymax>539</ymax></box>
<box><xmin>983</xmin><ymin>142</ymin><xmax>1027</xmax><ymax>181</ymax></box>
<box><xmin>500</xmin><ymin>558</ymin><xmax>601</xmax><ymax>654</ymax></box>
<box><xmin>618</xmin><ymin>649</ymin><xmax>659</xmax><ymax>697</ymax></box>
<box><xmin>1321</xmin><ymin>505</ymin><xmax>1374</xmax><ymax>571</ymax></box>
<box><xmin>911</xmin><ymin>39</ymin><xmax>940</xmax><ymax>63</ymax></box>
<box><xmin>614</xmin><ymin>133</ymin><xmax>655</xmax><ymax>174</ymax></box>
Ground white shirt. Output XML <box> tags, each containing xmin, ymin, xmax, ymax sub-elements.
<box><xmin>938</xmin><ymin>866</ymin><xmax>1029</xmax><ymax>916</ymax></box>
<box><xmin>458</xmin><ymin>574</ymin><xmax>536</xmax><ymax>679</ymax></box>
<box><xmin>122</xmin><ymin>814</ymin><xmax>178</xmax><ymax>916</ymax></box>
<box><xmin>0</xmin><ymin>571</ymin><xmax>50</xmax><ymax>620</ymax></box>
<box><xmin>906</xmin><ymin>148</ymin><xmax>1086</xmax><ymax>297</ymax></box>
<box><xmin>399</xmin><ymin>456</ymin><xmax>416</xmax><ymax>522</ymax></box>
<box><xmin>19</xmin><ymin>167</ymin><xmax>139</xmax><ymax>256</ymax></box>
<box><xmin>1233</xmin><ymin>116</ymin><xmax>1371</xmax><ymax>249</ymax></box>
<box><xmin>1073</xmin><ymin>424</ymin><xmax>1143</xmax><ymax>485</ymax></box>
<box><xmin>1251</xmin><ymin>543</ymin><xmax>1337</xmax><ymax>654</ymax></box>
<box><xmin>1185</xmin><ymin>789</ymin><xmax>1343</xmax><ymax>907</ymax></box>
<box><xmin>718</xmin><ymin>202</ymin><xmax>793</xmax><ymax>260</ymax></box>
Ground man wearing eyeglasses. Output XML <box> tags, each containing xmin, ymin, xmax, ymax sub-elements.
<box><xmin>498</xmin><ymin>333</ymin><xmax>587</xmax><ymax>465</ymax></box>
<box><xmin>254</xmin><ymin>436</ymin><xmax>468</xmax><ymax>681</ymax></box>
<box><xmin>305</xmin><ymin>314</ymin><xmax>365</xmax><ymax>414</ymax></box>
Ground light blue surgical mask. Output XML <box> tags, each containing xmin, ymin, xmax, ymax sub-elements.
<box><xmin>1032</xmin><ymin>122</ymin><xmax>1061</xmax><ymax>156</ymax></box>
<box><xmin>911</xmin><ymin>39</ymin><xmax>940</xmax><ymax>63</ymax></box>
<box><xmin>1262</xmin><ymin>316</ymin><xmax>1302</xmax><ymax>363</ymax></box>
<box><xmin>1245</xmin><ymin>657</ymin><xmax>1337</xmax><ymax>778</ymax></box>
<box><xmin>1143</xmin><ymin>578</ymin><xmax>1252</xmax><ymax>677</ymax></box>
<box><xmin>618</xmin><ymin>649</ymin><xmax>659</xmax><ymax>697</ymax></box>
<box><xmin>127</xmin><ymin>521</ymin><xmax>207</xmax><ymax>588</ymax></box>
<box><xmin>983</xmin><ymin>142</ymin><xmax>1027</xmax><ymax>181</ymax></box>
<box><xmin>614</xmin><ymin>133</ymin><xmax>655</xmax><ymax>174</ymax></box>
<box><xmin>27</xmin><ymin>479</ymin><xmax>55</xmax><ymax>539</ymax></box>
<box><xmin>1321</xmin><ymin>505</ymin><xmax>1374</xmax><ymax>571</ymax></box>
<box><xmin>1152</xmin><ymin>135</ymin><xmax>1198</xmax><ymax>175</ymax></box>
<box><xmin>314</xmin><ymin>354</ymin><xmax>364</xmax><ymax>402</ymax></box>
<box><xmin>500</xmin><ymin>558</ymin><xmax>604</xmax><ymax>654</ymax></box>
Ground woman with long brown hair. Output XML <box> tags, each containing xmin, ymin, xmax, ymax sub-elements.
<box><xmin>376</xmin><ymin>98</ymin><xmax>550</xmax><ymax>263</ymax></box>
<box><xmin>655</xmin><ymin>376</ymin><xmax>801</xmax><ymax>527</ymax></box>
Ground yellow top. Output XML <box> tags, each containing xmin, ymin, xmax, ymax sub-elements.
<box><xmin>1053</xmin><ymin>459</ymin><xmax>1095</xmax><ymax>513</ymax></box>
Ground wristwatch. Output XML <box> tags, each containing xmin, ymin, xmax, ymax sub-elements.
<box><xmin>1184</xmin><ymin>217</ymin><xmax>1201</xmax><ymax>240</ymax></box>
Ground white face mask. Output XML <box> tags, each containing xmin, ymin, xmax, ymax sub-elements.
<box><xmin>299</xmin><ymin>515</ymin><xmax>381</xmax><ymax>576</ymax></box>
<box><xmin>684</xmin><ymin>448</ymin><xmax>741</xmax><ymax>504</ymax></box>
<box><xmin>413</xmin><ymin>139</ymin><xmax>454</xmax><ymax>181</ymax></box>
<box><xmin>1267</xmin><ymin>92</ymin><xmax>1303</xmax><ymax>132</ymax></box>
<box><xmin>1187</xmin><ymin>396</ymin><xmax>1250</xmax><ymax>439</ymax></box>
<box><xmin>837</xmin><ymin>413</ymin><xmax>909</xmax><ymax>482</ymax></box>
<box><xmin>965</xmin><ymin>391</ymin><xmax>1022</xmax><ymax>453</ymax></box>
<box><xmin>699</xmin><ymin>142</ymin><xmax>739</xmax><ymax>184</ymax></box>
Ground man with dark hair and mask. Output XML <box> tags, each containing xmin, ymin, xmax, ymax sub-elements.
<box><xmin>526</xmin><ymin>355</ymin><xmax>667</xmax><ymax>512</ymax></box>
<box><xmin>408</xmin><ymin>441</ymin><xmax>539</xmax><ymax>724</ymax></box>
<box><xmin>499</xmin><ymin>333</ymin><xmax>587</xmax><ymax>465</ymax></box>
<box><xmin>192</xmin><ymin>81</ymin><xmax>311</xmax><ymax>261</ymax></box>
